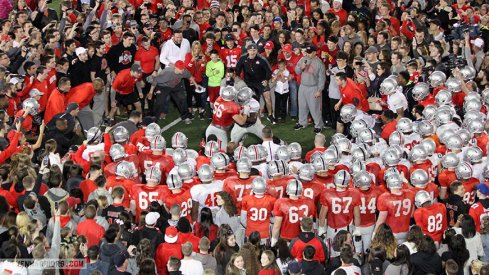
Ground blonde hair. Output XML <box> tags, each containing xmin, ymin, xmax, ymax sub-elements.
<box><xmin>16</xmin><ymin>212</ymin><xmax>32</xmax><ymax>243</ymax></box>
<box><xmin>97</xmin><ymin>195</ymin><xmax>109</xmax><ymax>209</ymax></box>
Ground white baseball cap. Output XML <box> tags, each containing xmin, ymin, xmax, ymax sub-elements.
<box><xmin>471</xmin><ymin>38</ymin><xmax>484</xmax><ymax>49</ymax></box>
<box><xmin>144</xmin><ymin>212</ymin><xmax>160</xmax><ymax>225</ymax></box>
<box><xmin>75</xmin><ymin>47</ymin><xmax>87</xmax><ymax>57</ymax></box>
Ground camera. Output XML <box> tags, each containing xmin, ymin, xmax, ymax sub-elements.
<box><xmin>226</xmin><ymin>77</ymin><xmax>235</xmax><ymax>86</ymax></box>
<box><xmin>443</xmin><ymin>54</ymin><xmax>467</xmax><ymax>70</ymax></box>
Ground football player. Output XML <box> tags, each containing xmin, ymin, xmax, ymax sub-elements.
<box><xmin>190</xmin><ymin>164</ymin><xmax>223</xmax><ymax>220</ymax></box>
<box><xmin>267</xmin><ymin>160</ymin><xmax>295</xmax><ymax>199</ymax></box>
<box><xmin>130</xmin><ymin>165</ymin><xmax>168</xmax><ymax>220</ymax></box>
<box><xmin>414</xmin><ymin>190</ymin><xmax>447</xmax><ymax>244</ymax></box>
<box><xmin>139</xmin><ymin>135</ymin><xmax>174</xmax><ymax>184</ymax></box>
<box><xmin>223</xmin><ymin>157</ymin><xmax>255</xmax><ymax>211</ymax></box>
<box><xmin>164</xmin><ymin>174</ymin><xmax>193</xmax><ymax>222</ymax></box>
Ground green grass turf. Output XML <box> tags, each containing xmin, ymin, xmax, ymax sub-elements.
<box><xmin>156</xmin><ymin>104</ymin><xmax>335</xmax><ymax>154</ymax></box>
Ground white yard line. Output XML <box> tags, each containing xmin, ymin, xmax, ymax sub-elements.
<box><xmin>161</xmin><ymin>117</ymin><xmax>182</xmax><ymax>133</ymax></box>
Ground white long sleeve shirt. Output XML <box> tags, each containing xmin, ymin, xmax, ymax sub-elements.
<box><xmin>159</xmin><ymin>38</ymin><xmax>191</xmax><ymax>66</ymax></box>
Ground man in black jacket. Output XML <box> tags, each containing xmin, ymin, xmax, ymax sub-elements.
<box><xmin>69</xmin><ymin>47</ymin><xmax>92</xmax><ymax>87</ymax></box>
<box><xmin>301</xmin><ymin>246</ymin><xmax>326</xmax><ymax>275</ymax></box>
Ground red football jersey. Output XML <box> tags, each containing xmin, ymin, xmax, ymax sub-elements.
<box><xmin>131</xmin><ymin>184</ymin><xmax>168</xmax><ymax>220</ymax></box>
<box><xmin>272</xmin><ymin>198</ymin><xmax>317</xmax><ymax>240</ymax></box>
<box><xmin>241</xmin><ymin>194</ymin><xmax>276</xmax><ymax>238</ymax></box>
<box><xmin>366</xmin><ymin>162</ymin><xmax>382</xmax><ymax>186</ymax></box>
<box><xmin>223</xmin><ymin>176</ymin><xmax>254</xmax><ymax>211</ymax></box>
<box><xmin>469</xmin><ymin>202</ymin><xmax>489</xmax><ymax>232</ymax></box>
<box><xmin>164</xmin><ymin>189</ymin><xmax>193</xmax><ymax>222</ymax></box>
<box><xmin>438</xmin><ymin>170</ymin><xmax>457</xmax><ymax>189</ymax></box>
<box><xmin>267</xmin><ymin>176</ymin><xmax>296</xmax><ymax>199</ymax></box>
<box><xmin>414</xmin><ymin>202</ymin><xmax>447</xmax><ymax>242</ymax></box>
<box><xmin>461</xmin><ymin>178</ymin><xmax>479</xmax><ymax>205</ymax></box>
<box><xmin>214</xmin><ymin>170</ymin><xmax>237</xmax><ymax>181</ymax></box>
<box><xmin>358</xmin><ymin>187</ymin><xmax>383</xmax><ymax>227</ymax></box>
<box><xmin>320</xmin><ymin>188</ymin><xmax>361</xmax><ymax>229</ymax></box>
<box><xmin>139</xmin><ymin>152</ymin><xmax>175</xmax><ymax>184</ymax></box>
<box><xmin>106</xmin><ymin>176</ymin><xmax>137</xmax><ymax>208</ymax></box>
<box><xmin>219</xmin><ymin>46</ymin><xmax>242</xmax><ymax>68</ymax></box>
<box><xmin>377</xmin><ymin>190</ymin><xmax>415</xmax><ymax>233</ymax></box>
<box><xmin>211</xmin><ymin>97</ymin><xmax>240</xmax><ymax>128</ymax></box>
<box><xmin>313</xmin><ymin>174</ymin><xmax>335</xmax><ymax>190</ymax></box>
<box><xmin>411</xmin><ymin>183</ymin><xmax>439</xmax><ymax>201</ymax></box>
<box><xmin>302</xmin><ymin>180</ymin><xmax>325</xmax><ymax>204</ymax></box>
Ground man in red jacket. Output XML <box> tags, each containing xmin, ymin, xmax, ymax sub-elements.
<box><xmin>289</xmin><ymin>217</ymin><xmax>327</xmax><ymax>263</ymax></box>
<box><xmin>155</xmin><ymin>226</ymin><xmax>183</xmax><ymax>275</ymax></box>
<box><xmin>44</xmin><ymin>77</ymin><xmax>71</xmax><ymax>124</ymax></box>
<box><xmin>75</xmin><ymin>205</ymin><xmax>105</xmax><ymax>247</ymax></box>
<box><xmin>112</xmin><ymin>63</ymin><xmax>143</xmax><ymax>114</ymax></box>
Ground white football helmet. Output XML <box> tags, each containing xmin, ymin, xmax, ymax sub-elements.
<box><xmin>109</xmin><ymin>144</ymin><xmax>126</xmax><ymax>161</ymax></box>
<box><xmin>351</xmin><ymin>146</ymin><xmax>369</xmax><ymax>162</ymax></box>
<box><xmin>445</xmin><ymin>135</ymin><xmax>463</xmax><ymax>151</ymax></box>
<box><xmin>420</xmin><ymin>139</ymin><xmax>436</xmax><ymax>156</ymax></box>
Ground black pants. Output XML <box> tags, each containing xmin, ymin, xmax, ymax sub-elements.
<box><xmin>275</xmin><ymin>92</ymin><xmax>289</xmax><ymax>119</ymax></box>
<box><xmin>184</xmin><ymin>79</ymin><xmax>203</xmax><ymax>109</ymax></box>
<box><xmin>329</xmin><ymin>98</ymin><xmax>340</xmax><ymax>129</ymax></box>
<box><xmin>152</xmin><ymin>84</ymin><xmax>189</xmax><ymax>119</ymax></box>
<box><xmin>322</xmin><ymin>88</ymin><xmax>331</xmax><ymax>123</ymax></box>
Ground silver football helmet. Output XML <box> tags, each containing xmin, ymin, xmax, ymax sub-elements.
<box><xmin>435</xmin><ymin>107</ymin><xmax>453</xmax><ymax>126</ymax></box>
<box><xmin>350</xmin><ymin>119</ymin><xmax>368</xmax><ymax>138</ymax></box>
<box><xmin>429</xmin><ymin>71</ymin><xmax>446</xmax><ymax>87</ymax></box>
<box><xmin>457</xmin><ymin>129</ymin><xmax>471</xmax><ymax>146</ymax></box>
<box><xmin>464</xmin><ymin>99</ymin><xmax>482</xmax><ymax>113</ymax></box>
<box><xmin>145</xmin><ymin>123</ymin><xmax>161</xmax><ymax>139</ymax></box>
<box><xmin>247</xmin><ymin>144</ymin><xmax>268</xmax><ymax>162</ymax></box>
<box><xmin>177</xmin><ymin>163</ymin><xmax>195</xmax><ymax>180</ymax></box>
<box><xmin>446</xmin><ymin>134</ymin><xmax>463</xmax><ymax>151</ymax></box>
<box><xmin>389</xmin><ymin>131</ymin><xmax>404</xmax><ymax>146</ymax></box>
<box><xmin>415</xmin><ymin>190</ymin><xmax>432</xmax><ymax>208</ymax></box>
<box><xmin>220</xmin><ymin>86</ymin><xmax>237</xmax><ymax>101</ymax></box>
<box><xmin>441</xmin><ymin>152</ymin><xmax>460</xmax><ymax>169</ymax></box>
<box><xmin>112</xmin><ymin>126</ymin><xmax>129</xmax><ymax>143</ymax></box>
<box><xmin>210</xmin><ymin>152</ymin><xmax>230</xmax><ymax>170</ymax></box>
<box><xmin>446</xmin><ymin>77</ymin><xmax>462</xmax><ymax>92</ymax></box>
<box><xmin>464</xmin><ymin>147</ymin><xmax>483</xmax><ymax>164</ymax></box>
<box><xmin>310</xmin><ymin>151</ymin><xmax>324</xmax><ymax>164</ymax></box>
<box><xmin>410</xmin><ymin>145</ymin><xmax>428</xmax><ymax>162</ymax></box>
<box><xmin>115</xmin><ymin>161</ymin><xmax>133</xmax><ymax>179</ymax></box>
<box><xmin>275</xmin><ymin>145</ymin><xmax>291</xmax><ymax>162</ymax></box>
<box><xmin>172</xmin><ymin>148</ymin><xmax>188</xmax><ymax>165</ymax></box>
<box><xmin>86</xmin><ymin>127</ymin><xmax>102</xmax><ymax>144</ymax></box>
<box><xmin>435</xmin><ymin>90</ymin><xmax>452</xmax><ymax>107</ymax></box>
<box><xmin>352</xmin><ymin>146</ymin><xmax>369</xmax><ymax>162</ymax></box>
<box><xmin>336</xmin><ymin>138</ymin><xmax>352</xmax><ymax>154</ymax></box>
<box><xmin>288</xmin><ymin>142</ymin><xmax>302</xmax><ymax>160</ymax></box>
<box><xmin>330</xmin><ymin>133</ymin><xmax>347</xmax><ymax>146</ymax></box>
<box><xmin>383</xmin><ymin>149</ymin><xmax>401</xmax><ymax>166</ymax></box>
<box><xmin>322</xmin><ymin>148</ymin><xmax>339</xmax><ymax>164</ymax></box>
<box><xmin>483</xmin><ymin>163</ymin><xmax>489</xmax><ymax>180</ymax></box>
<box><xmin>251</xmin><ymin>176</ymin><xmax>267</xmax><ymax>195</ymax></box>
<box><xmin>412</xmin><ymin>82</ymin><xmax>430</xmax><ymax>101</ymax></box>
<box><xmin>410</xmin><ymin>169</ymin><xmax>429</xmax><ymax>188</ymax></box>
<box><xmin>397</xmin><ymin>118</ymin><xmax>414</xmax><ymax>133</ymax></box>
<box><xmin>166</xmin><ymin>174</ymin><xmax>183</xmax><ymax>189</ymax></box>
<box><xmin>334</xmin><ymin>170</ymin><xmax>351</xmax><ymax>187</ymax></box>
<box><xmin>267</xmin><ymin>160</ymin><xmax>290</xmax><ymax>177</ymax></box>
<box><xmin>420</xmin><ymin>138</ymin><xmax>436</xmax><ymax>156</ymax></box>
<box><xmin>340</xmin><ymin>104</ymin><xmax>357</xmax><ymax>123</ymax></box>
<box><xmin>150</xmin><ymin>135</ymin><xmax>166</xmax><ymax>151</ymax></box>
<box><xmin>455</xmin><ymin>162</ymin><xmax>473</xmax><ymax>180</ymax></box>
<box><xmin>312</xmin><ymin>156</ymin><xmax>329</xmax><ymax>172</ymax></box>
<box><xmin>236</xmin><ymin>157</ymin><xmax>252</xmax><ymax>173</ymax></box>
<box><xmin>386</xmin><ymin>172</ymin><xmax>403</xmax><ymax>189</ymax></box>
<box><xmin>145</xmin><ymin>165</ymin><xmax>162</xmax><ymax>183</ymax></box>
<box><xmin>171</xmin><ymin>132</ymin><xmax>188</xmax><ymax>149</ymax></box>
<box><xmin>109</xmin><ymin>144</ymin><xmax>126</xmax><ymax>161</ymax></box>
<box><xmin>235</xmin><ymin>87</ymin><xmax>253</xmax><ymax>105</ymax></box>
<box><xmin>204</xmin><ymin>141</ymin><xmax>219</xmax><ymax>157</ymax></box>
<box><xmin>422</xmin><ymin>105</ymin><xmax>437</xmax><ymax>121</ymax></box>
<box><xmin>357</xmin><ymin>129</ymin><xmax>376</xmax><ymax>144</ymax></box>
<box><xmin>22</xmin><ymin>98</ymin><xmax>40</xmax><ymax>115</ymax></box>
<box><xmin>465</xmin><ymin>92</ymin><xmax>481</xmax><ymax>103</ymax></box>
<box><xmin>417</xmin><ymin>120</ymin><xmax>435</xmax><ymax>137</ymax></box>
<box><xmin>234</xmin><ymin>146</ymin><xmax>248</xmax><ymax>160</ymax></box>
<box><xmin>460</xmin><ymin>66</ymin><xmax>476</xmax><ymax>81</ymax></box>
<box><xmin>351</xmin><ymin>160</ymin><xmax>366</xmax><ymax>175</ymax></box>
<box><xmin>198</xmin><ymin>164</ymin><xmax>214</xmax><ymax>182</ymax></box>
<box><xmin>353</xmin><ymin>171</ymin><xmax>372</xmax><ymax>189</ymax></box>
<box><xmin>298</xmin><ymin>164</ymin><xmax>315</xmax><ymax>182</ymax></box>
<box><xmin>468</xmin><ymin>119</ymin><xmax>485</xmax><ymax>135</ymax></box>
<box><xmin>380</xmin><ymin>78</ymin><xmax>398</xmax><ymax>95</ymax></box>
<box><xmin>286</xmin><ymin>179</ymin><xmax>303</xmax><ymax>196</ymax></box>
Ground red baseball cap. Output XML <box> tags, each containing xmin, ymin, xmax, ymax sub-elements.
<box><xmin>175</xmin><ymin>60</ymin><xmax>185</xmax><ymax>70</ymax></box>
<box><xmin>264</xmin><ymin>41</ymin><xmax>274</xmax><ymax>50</ymax></box>
<box><xmin>282</xmin><ymin>43</ymin><xmax>292</xmax><ymax>53</ymax></box>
